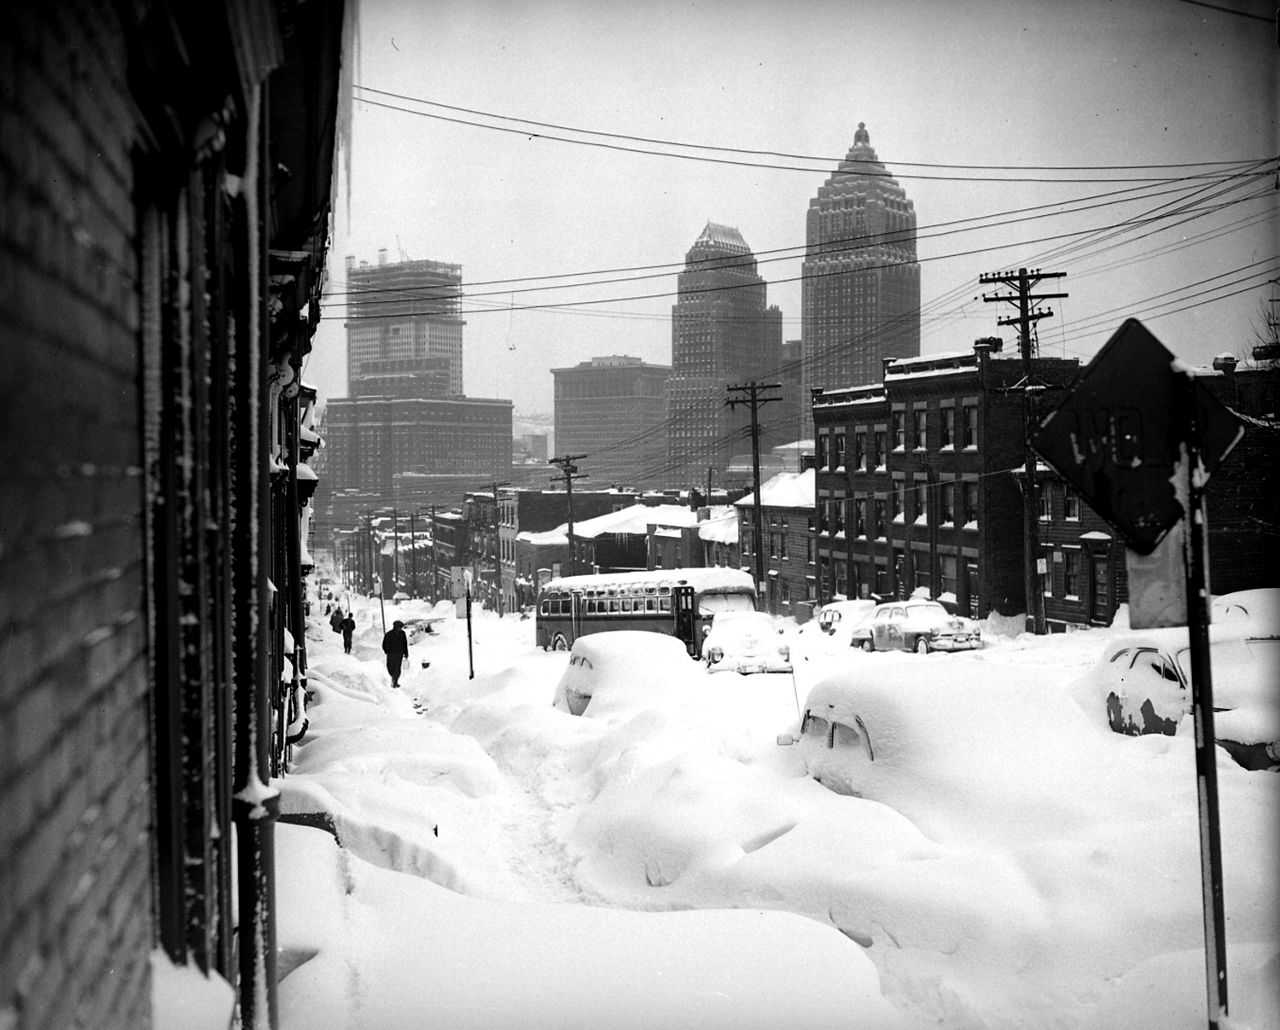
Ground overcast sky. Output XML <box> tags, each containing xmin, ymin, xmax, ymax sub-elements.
<box><xmin>305</xmin><ymin>0</ymin><xmax>1278</xmax><ymax>419</ymax></box>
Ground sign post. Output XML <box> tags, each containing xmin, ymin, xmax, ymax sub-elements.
<box><xmin>1031</xmin><ymin>319</ymin><xmax>1244</xmax><ymax>1030</ymax></box>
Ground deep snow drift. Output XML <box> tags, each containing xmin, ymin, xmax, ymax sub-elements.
<box><xmin>199</xmin><ymin>589</ymin><xmax>1277</xmax><ymax>1029</ymax></box>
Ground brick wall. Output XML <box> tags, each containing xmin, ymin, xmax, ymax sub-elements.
<box><xmin>0</xmin><ymin>4</ymin><xmax>155</xmax><ymax>1028</ymax></box>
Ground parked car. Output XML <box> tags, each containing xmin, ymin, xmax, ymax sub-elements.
<box><xmin>853</xmin><ymin>599</ymin><xmax>982</xmax><ymax>654</ymax></box>
<box><xmin>700</xmin><ymin>610</ymin><xmax>793</xmax><ymax>675</ymax></box>
<box><xmin>810</xmin><ymin>599</ymin><xmax>877</xmax><ymax>644</ymax></box>
<box><xmin>1072</xmin><ymin>614</ymin><xmax>1280</xmax><ymax>770</ymax></box>
<box><xmin>552</xmin><ymin>631</ymin><xmax>701</xmax><ymax>716</ymax></box>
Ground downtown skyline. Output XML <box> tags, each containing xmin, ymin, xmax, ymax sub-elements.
<box><xmin>306</xmin><ymin>0</ymin><xmax>1277</xmax><ymax>418</ymax></box>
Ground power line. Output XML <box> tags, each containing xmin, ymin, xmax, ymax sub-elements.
<box><xmin>322</xmin><ymin>165</ymin><xmax>1270</xmax><ymax>310</ymax></box>
<box><xmin>353</xmin><ymin>84</ymin><xmax>1270</xmax><ymax>175</ymax></box>
<box><xmin>317</xmin><ymin>186</ymin><xmax>1272</xmax><ymax>321</ymax></box>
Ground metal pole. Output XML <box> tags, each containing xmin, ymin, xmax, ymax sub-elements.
<box><xmin>466</xmin><ymin>581</ymin><xmax>475</xmax><ymax>679</ymax></box>
<box><xmin>1183</xmin><ymin>377</ymin><xmax>1229</xmax><ymax>1029</ymax></box>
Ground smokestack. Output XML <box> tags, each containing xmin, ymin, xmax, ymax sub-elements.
<box><xmin>378</xmin><ymin>248</ymin><xmax>388</xmax><ymax>266</ymax></box>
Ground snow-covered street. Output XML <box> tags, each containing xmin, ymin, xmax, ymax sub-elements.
<box><xmin>274</xmin><ymin>590</ymin><xmax>1279</xmax><ymax>1030</ymax></box>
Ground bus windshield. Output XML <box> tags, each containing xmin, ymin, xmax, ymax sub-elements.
<box><xmin>698</xmin><ymin>591</ymin><xmax>755</xmax><ymax>616</ymax></box>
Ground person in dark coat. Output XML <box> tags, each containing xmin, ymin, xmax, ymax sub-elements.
<box><xmin>382</xmin><ymin>620</ymin><xmax>410</xmax><ymax>688</ymax></box>
<box><xmin>341</xmin><ymin>615</ymin><xmax>356</xmax><ymax>654</ymax></box>
<box><xmin>329</xmin><ymin>607</ymin><xmax>344</xmax><ymax>634</ymax></box>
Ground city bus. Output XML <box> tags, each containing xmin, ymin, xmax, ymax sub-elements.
<box><xmin>535</xmin><ymin>567</ymin><xmax>757</xmax><ymax>656</ymax></box>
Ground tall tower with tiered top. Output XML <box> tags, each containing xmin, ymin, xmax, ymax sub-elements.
<box><xmin>666</xmin><ymin>222</ymin><xmax>780</xmax><ymax>479</ymax></box>
<box><xmin>801</xmin><ymin>124</ymin><xmax>919</xmax><ymax>399</ymax></box>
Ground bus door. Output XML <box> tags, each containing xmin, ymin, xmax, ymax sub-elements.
<box><xmin>673</xmin><ymin>585</ymin><xmax>697</xmax><ymax>655</ymax></box>
<box><xmin>570</xmin><ymin>590</ymin><xmax>583</xmax><ymax>642</ymax></box>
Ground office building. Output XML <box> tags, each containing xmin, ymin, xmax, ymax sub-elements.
<box><xmin>801</xmin><ymin>123</ymin><xmax>919</xmax><ymax>399</ymax></box>
<box><xmin>346</xmin><ymin>252</ymin><xmax>466</xmax><ymax>395</ymax></box>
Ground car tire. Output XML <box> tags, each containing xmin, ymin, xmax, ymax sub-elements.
<box><xmin>860</xmin><ymin>638</ymin><xmax>874</xmax><ymax>653</ymax></box>
<box><xmin>551</xmin><ymin>633</ymin><xmax>570</xmax><ymax>652</ymax></box>
<box><xmin>914</xmin><ymin>636</ymin><xmax>930</xmax><ymax>655</ymax></box>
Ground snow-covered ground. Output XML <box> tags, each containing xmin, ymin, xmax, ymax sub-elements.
<box><xmin>256</xmin><ymin>583</ymin><xmax>1278</xmax><ymax>1029</ymax></box>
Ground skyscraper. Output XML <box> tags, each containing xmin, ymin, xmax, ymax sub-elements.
<box><xmin>801</xmin><ymin>123</ymin><xmax>919</xmax><ymax>398</ymax></box>
<box><xmin>667</xmin><ymin>222</ymin><xmax>779</xmax><ymax>480</ymax></box>
<box><xmin>345</xmin><ymin>251</ymin><xmax>466</xmax><ymax>395</ymax></box>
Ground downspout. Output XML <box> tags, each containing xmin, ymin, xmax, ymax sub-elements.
<box><xmin>231</xmin><ymin>81</ymin><xmax>280</xmax><ymax>1030</ymax></box>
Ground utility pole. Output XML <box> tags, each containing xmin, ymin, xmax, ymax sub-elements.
<box><xmin>409</xmin><ymin>510</ymin><xmax>418</xmax><ymax>598</ymax></box>
<box><xmin>492</xmin><ymin>481</ymin><xmax>511</xmax><ymax>616</ymax></box>
<box><xmin>726</xmin><ymin>382</ymin><xmax>781</xmax><ymax>610</ymax></box>
<box><xmin>391</xmin><ymin>507</ymin><xmax>399</xmax><ymax>595</ymax></box>
<box><xmin>979</xmin><ymin>267</ymin><xmax>1068</xmax><ymax>635</ymax></box>
<box><xmin>429</xmin><ymin>505</ymin><xmax>438</xmax><ymax>603</ymax></box>
<box><xmin>549</xmin><ymin>455</ymin><xmax>588</xmax><ymax>576</ymax></box>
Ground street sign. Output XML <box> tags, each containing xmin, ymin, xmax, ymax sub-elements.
<box><xmin>1031</xmin><ymin>319</ymin><xmax>1244</xmax><ymax>555</ymax></box>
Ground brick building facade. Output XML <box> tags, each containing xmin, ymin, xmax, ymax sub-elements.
<box><xmin>0</xmin><ymin>3</ymin><xmax>347</xmax><ymax>1026</ymax></box>
<box><xmin>812</xmin><ymin>342</ymin><xmax>1081</xmax><ymax>618</ymax></box>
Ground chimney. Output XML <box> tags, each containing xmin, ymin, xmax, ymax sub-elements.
<box><xmin>1212</xmin><ymin>353</ymin><xmax>1238</xmax><ymax>407</ymax></box>
<box><xmin>973</xmin><ymin>336</ymin><xmax>1003</xmax><ymax>357</ymax></box>
<box><xmin>378</xmin><ymin>248</ymin><xmax>388</xmax><ymax>266</ymax></box>
<box><xmin>881</xmin><ymin>356</ymin><xmax>898</xmax><ymax>380</ymax></box>
<box><xmin>345</xmin><ymin>254</ymin><xmax>355</xmax><ymax>272</ymax></box>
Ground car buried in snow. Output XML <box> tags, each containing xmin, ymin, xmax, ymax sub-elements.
<box><xmin>1070</xmin><ymin>590</ymin><xmax>1280</xmax><ymax>771</ymax></box>
<box><xmin>552</xmin><ymin>630</ymin><xmax>703</xmax><ymax>716</ymax></box>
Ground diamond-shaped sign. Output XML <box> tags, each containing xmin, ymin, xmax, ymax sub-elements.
<box><xmin>1032</xmin><ymin>319</ymin><xmax>1244</xmax><ymax>555</ymax></box>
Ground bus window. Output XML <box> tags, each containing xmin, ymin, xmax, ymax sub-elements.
<box><xmin>558</xmin><ymin>599</ymin><xmax>571</xmax><ymax>616</ymax></box>
<box><xmin>609</xmin><ymin>599</ymin><xmax>620</xmax><ymax>613</ymax></box>
<box><xmin>539</xmin><ymin>600</ymin><xmax>550</xmax><ymax>615</ymax></box>
<box><xmin>645</xmin><ymin>597</ymin><xmax>657</xmax><ymax>613</ymax></box>
<box><xmin>659</xmin><ymin>596</ymin><xmax>672</xmax><ymax>613</ymax></box>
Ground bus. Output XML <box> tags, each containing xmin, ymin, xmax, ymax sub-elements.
<box><xmin>535</xmin><ymin>567</ymin><xmax>757</xmax><ymax>656</ymax></box>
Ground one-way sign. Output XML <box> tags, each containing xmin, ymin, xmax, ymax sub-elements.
<box><xmin>1031</xmin><ymin>319</ymin><xmax>1244</xmax><ymax>555</ymax></box>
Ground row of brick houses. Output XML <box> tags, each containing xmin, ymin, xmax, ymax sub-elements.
<box><xmin>811</xmin><ymin>339</ymin><xmax>1082</xmax><ymax>619</ymax></box>
<box><xmin>0</xmin><ymin>2</ymin><xmax>350</xmax><ymax>1028</ymax></box>
<box><xmin>811</xmin><ymin>340</ymin><xmax>1278</xmax><ymax>626</ymax></box>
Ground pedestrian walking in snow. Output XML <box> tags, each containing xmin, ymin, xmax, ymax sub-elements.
<box><xmin>330</xmin><ymin>607</ymin><xmax>344</xmax><ymax>634</ymax></box>
<box><xmin>382</xmin><ymin>619</ymin><xmax>409</xmax><ymax>688</ymax></box>
<box><xmin>341</xmin><ymin>615</ymin><xmax>356</xmax><ymax>654</ymax></box>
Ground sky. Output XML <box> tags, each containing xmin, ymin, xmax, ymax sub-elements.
<box><xmin>305</xmin><ymin>0</ymin><xmax>1278</xmax><ymax>419</ymax></box>
<box><xmin>153</xmin><ymin>581</ymin><xmax>1280</xmax><ymax>1029</ymax></box>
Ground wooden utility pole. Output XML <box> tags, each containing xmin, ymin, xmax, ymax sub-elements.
<box><xmin>979</xmin><ymin>267</ymin><xmax>1067</xmax><ymax>635</ymax></box>
<box><xmin>429</xmin><ymin>505</ymin><xmax>438</xmax><ymax>602</ymax></box>
<box><xmin>726</xmin><ymin>382</ymin><xmax>781</xmax><ymax>609</ymax></box>
<box><xmin>408</xmin><ymin>510</ymin><xmax>416</xmax><ymax>597</ymax></box>
<box><xmin>549</xmin><ymin>455</ymin><xmax>588</xmax><ymax>576</ymax></box>
<box><xmin>492</xmin><ymin>481</ymin><xmax>511</xmax><ymax>616</ymax></box>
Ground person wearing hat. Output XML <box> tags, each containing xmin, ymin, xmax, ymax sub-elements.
<box><xmin>381</xmin><ymin>620</ymin><xmax>410</xmax><ymax>689</ymax></box>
